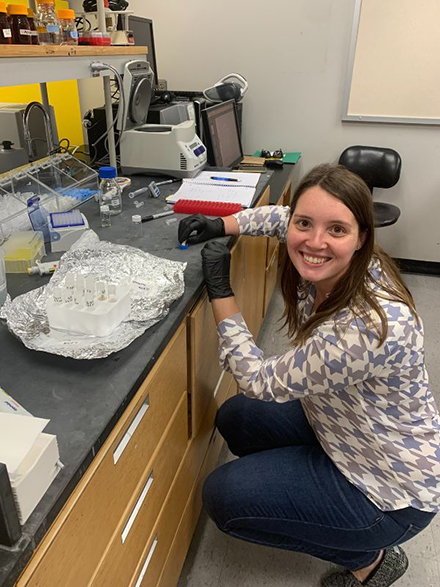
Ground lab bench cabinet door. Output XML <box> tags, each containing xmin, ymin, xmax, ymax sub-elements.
<box><xmin>16</xmin><ymin>323</ymin><xmax>187</xmax><ymax>587</ymax></box>
<box><xmin>188</xmin><ymin>291</ymin><xmax>223</xmax><ymax>438</ymax></box>
<box><xmin>188</xmin><ymin>240</ymin><xmax>243</xmax><ymax>439</ymax></box>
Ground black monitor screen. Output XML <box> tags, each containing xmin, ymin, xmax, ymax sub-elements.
<box><xmin>203</xmin><ymin>100</ymin><xmax>243</xmax><ymax>168</ymax></box>
<box><xmin>128</xmin><ymin>16</ymin><xmax>159</xmax><ymax>88</ymax></box>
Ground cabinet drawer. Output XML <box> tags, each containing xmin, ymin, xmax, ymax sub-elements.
<box><xmin>264</xmin><ymin>244</ymin><xmax>279</xmax><ymax>317</ymax></box>
<box><xmin>18</xmin><ymin>324</ymin><xmax>187</xmax><ymax>587</ymax></box>
<box><xmin>188</xmin><ymin>292</ymin><xmax>222</xmax><ymax>437</ymax></box>
<box><xmin>90</xmin><ymin>392</ymin><xmax>189</xmax><ymax>587</ymax></box>
<box><xmin>130</xmin><ymin>377</ymin><xmax>236</xmax><ymax>587</ymax></box>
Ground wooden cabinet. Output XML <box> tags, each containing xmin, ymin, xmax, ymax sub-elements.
<box><xmin>17</xmin><ymin>324</ymin><xmax>187</xmax><ymax>587</ymax></box>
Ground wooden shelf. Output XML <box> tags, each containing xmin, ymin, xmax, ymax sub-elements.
<box><xmin>0</xmin><ymin>45</ymin><xmax>147</xmax><ymax>58</ymax></box>
<box><xmin>0</xmin><ymin>45</ymin><xmax>148</xmax><ymax>87</ymax></box>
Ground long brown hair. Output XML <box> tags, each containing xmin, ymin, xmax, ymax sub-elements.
<box><xmin>280</xmin><ymin>164</ymin><xmax>417</xmax><ymax>347</ymax></box>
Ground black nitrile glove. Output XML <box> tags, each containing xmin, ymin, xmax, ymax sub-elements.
<box><xmin>178</xmin><ymin>214</ymin><xmax>225</xmax><ymax>245</ymax></box>
<box><xmin>201</xmin><ymin>242</ymin><xmax>234</xmax><ymax>301</ymax></box>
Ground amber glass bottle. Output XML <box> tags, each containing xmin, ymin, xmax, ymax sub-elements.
<box><xmin>9</xmin><ymin>4</ymin><xmax>32</xmax><ymax>45</ymax></box>
<box><xmin>0</xmin><ymin>2</ymin><xmax>12</xmax><ymax>45</ymax></box>
<box><xmin>27</xmin><ymin>8</ymin><xmax>40</xmax><ymax>45</ymax></box>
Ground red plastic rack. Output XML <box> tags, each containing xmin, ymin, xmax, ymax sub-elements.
<box><xmin>173</xmin><ymin>200</ymin><xmax>243</xmax><ymax>216</ymax></box>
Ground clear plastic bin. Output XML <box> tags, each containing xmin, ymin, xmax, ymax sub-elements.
<box><xmin>0</xmin><ymin>153</ymin><xmax>99</xmax><ymax>238</ymax></box>
<box><xmin>0</xmin><ymin>230</ymin><xmax>45</xmax><ymax>273</ymax></box>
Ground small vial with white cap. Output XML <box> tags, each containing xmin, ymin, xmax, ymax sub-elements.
<box><xmin>132</xmin><ymin>214</ymin><xmax>143</xmax><ymax>239</ymax></box>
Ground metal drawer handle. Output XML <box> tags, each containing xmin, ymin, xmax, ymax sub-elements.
<box><xmin>121</xmin><ymin>470</ymin><xmax>154</xmax><ymax>543</ymax></box>
<box><xmin>113</xmin><ymin>396</ymin><xmax>150</xmax><ymax>465</ymax></box>
<box><xmin>134</xmin><ymin>534</ymin><xmax>159</xmax><ymax>587</ymax></box>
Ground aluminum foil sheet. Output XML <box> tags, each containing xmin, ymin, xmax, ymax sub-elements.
<box><xmin>0</xmin><ymin>231</ymin><xmax>186</xmax><ymax>359</ymax></box>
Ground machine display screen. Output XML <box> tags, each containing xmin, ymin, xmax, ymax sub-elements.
<box><xmin>203</xmin><ymin>101</ymin><xmax>243</xmax><ymax>168</ymax></box>
<box><xmin>189</xmin><ymin>141</ymin><xmax>199</xmax><ymax>149</ymax></box>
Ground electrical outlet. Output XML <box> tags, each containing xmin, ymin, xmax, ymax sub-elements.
<box><xmin>158</xmin><ymin>79</ymin><xmax>168</xmax><ymax>91</ymax></box>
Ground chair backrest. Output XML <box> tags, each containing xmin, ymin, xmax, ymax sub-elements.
<box><xmin>338</xmin><ymin>146</ymin><xmax>401</xmax><ymax>193</ymax></box>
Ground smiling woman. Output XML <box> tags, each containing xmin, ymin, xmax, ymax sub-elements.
<box><xmin>177</xmin><ymin>164</ymin><xmax>440</xmax><ymax>587</ymax></box>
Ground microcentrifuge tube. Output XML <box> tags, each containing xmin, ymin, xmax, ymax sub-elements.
<box><xmin>96</xmin><ymin>281</ymin><xmax>107</xmax><ymax>301</ymax></box>
<box><xmin>76</xmin><ymin>274</ymin><xmax>85</xmax><ymax>290</ymax></box>
<box><xmin>74</xmin><ymin>289</ymin><xmax>83</xmax><ymax>305</ymax></box>
<box><xmin>85</xmin><ymin>275</ymin><xmax>95</xmax><ymax>297</ymax></box>
<box><xmin>62</xmin><ymin>287</ymin><xmax>72</xmax><ymax>304</ymax></box>
<box><xmin>108</xmin><ymin>283</ymin><xmax>117</xmax><ymax>302</ymax></box>
<box><xmin>85</xmin><ymin>290</ymin><xmax>95</xmax><ymax>309</ymax></box>
<box><xmin>65</xmin><ymin>273</ymin><xmax>75</xmax><ymax>295</ymax></box>
<box><xmin>53</xmin><ymin>287</ymin><xmax>62</xmax><ymax>304</ymax></box>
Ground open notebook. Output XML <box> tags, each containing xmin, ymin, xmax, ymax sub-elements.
<box><xmin>166</xmin><ymin>171</ymin><xmax>260</xmax><ymax>208</ymax></box>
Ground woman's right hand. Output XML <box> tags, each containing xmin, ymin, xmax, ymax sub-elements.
<box><xmin>178</xmin><ymin>214</ymin><xmax>225</xmax><ymax>245</ymax></box>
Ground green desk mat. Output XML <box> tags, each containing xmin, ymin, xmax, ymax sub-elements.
<box><xmin>252</xmin><ymin>151</ymin><xmax>302</xmax><ymax>164</ymax></box>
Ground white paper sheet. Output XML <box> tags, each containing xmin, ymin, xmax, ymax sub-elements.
<box><xmin>0</xmin><ymin>413</ymin><xmax>49</xmax><ymax>475</ymax></box>
<box><xmin>166</xmin><ymin>171</ymin><xmax>260</xmax><ymax>207</ymax></box>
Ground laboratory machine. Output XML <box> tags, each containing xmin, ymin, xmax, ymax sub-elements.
<box><xmin>117</xmin><ymin>60</ymin><xmax>207</xmax><ymax>178</ymax></box>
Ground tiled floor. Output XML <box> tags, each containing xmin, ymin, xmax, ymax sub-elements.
<box><xmin>178</xmin><ymin>274</ymin><xmax>440</xmax><ymax>587</ymax></box>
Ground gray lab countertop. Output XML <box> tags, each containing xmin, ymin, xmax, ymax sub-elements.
<box><xmin>0</xmin><ymin>165</ymin><xmax>294</xmax><ymax>587</ymax></box>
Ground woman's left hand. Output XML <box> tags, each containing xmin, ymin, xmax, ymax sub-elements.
<box><xmin>201</xmin><ymin>242</ymin><xmax>234</xmax><ymax>301</ymax></box>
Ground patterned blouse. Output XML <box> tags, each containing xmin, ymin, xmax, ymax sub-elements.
<box><xmin>216</xmin><ymin>205</ymin><xmax>440</xmax><ymax>512</ymax></box>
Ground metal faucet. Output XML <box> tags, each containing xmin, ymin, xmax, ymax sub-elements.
<box><xmin>23</xmin><ymin>101</ymin><xmax>56</xmax><ymax>160</ymax></box>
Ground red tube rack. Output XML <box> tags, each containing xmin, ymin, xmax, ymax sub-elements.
<box><xmin>173</xmin><ymin>200</ymin><xmax>243</xmax><ymax>216</ymax></box>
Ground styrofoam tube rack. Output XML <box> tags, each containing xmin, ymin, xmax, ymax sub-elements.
<box><xmin>46</xmin><ymin>274</ymin><xmax>131</xmax><ymax>337</ymax></box>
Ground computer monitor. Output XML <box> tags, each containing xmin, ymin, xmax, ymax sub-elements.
<box><xmin>127</xmin><ymin>16</ymin><xmax>159</xmax><ymax>89</ymax></box>
<box><xmin>202</xmin><ymin>100</ymin><xmax>243</xmax><ymax>168</ymax></box>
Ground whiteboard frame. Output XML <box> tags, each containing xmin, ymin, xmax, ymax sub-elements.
<box><xmin>341</xmin><ymin>0</ymin><xmax>440</xmax><ymax>126</ymax></box>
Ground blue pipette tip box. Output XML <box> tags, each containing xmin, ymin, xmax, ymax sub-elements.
<box><xmin>50</xmin><ymin>209</ymin><xmax>85</xmax><ymax>228</ymax></box>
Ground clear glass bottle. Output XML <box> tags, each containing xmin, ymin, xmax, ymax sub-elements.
<box><xmin>132</xmin><ymin>214</ymin><xmax>143</xmax><ymax>238</ymax></box>
<box><xmin>57</xmin><ymin>8</ymin><xmax>78</xmax><ymax>46</ymax></box>
<box><xmin>98</xmin><ymin>166</ymin><xmax>122</xmax><ymax>216</ymax></box>
<box><xmin>35</xmin><ymin>0</ymin><xmax>60</xmax><ymax>45</ymax></box>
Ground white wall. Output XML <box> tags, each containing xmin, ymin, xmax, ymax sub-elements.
<box><xmin>75</xmin><ymin>0</ymin><xmax>440</xmax><ymax>262</ymax></box>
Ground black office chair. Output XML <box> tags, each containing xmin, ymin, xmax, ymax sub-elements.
<box><xmin>338</xmin><ymin>146</ymin><xmax>402</xmax><ymax>227</ymax></box>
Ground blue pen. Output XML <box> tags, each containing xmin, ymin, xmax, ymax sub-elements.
<box><xmin>210</xmin><ymin>176</ymin><xmax>240</xmax><ymax>182</ymax></box>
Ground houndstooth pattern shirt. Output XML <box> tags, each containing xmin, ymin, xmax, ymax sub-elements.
<box><xmin>216</xmin><ymin>206</ymin><xmax>440</xmax><ymax>512</ymax></box>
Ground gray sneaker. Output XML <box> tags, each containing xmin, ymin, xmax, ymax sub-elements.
<box><xmin>321</xmin><ymin>547</ymin><xmax>409</xmax><ymax>587</ymax></box>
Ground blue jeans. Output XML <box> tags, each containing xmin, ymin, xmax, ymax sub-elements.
<box><xmin>202</xmin><ymin>395</ymin><xmax>436</xmax><ymax>571</ymax></box>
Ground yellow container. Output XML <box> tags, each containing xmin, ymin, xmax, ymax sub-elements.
<box><xmin>1</xmin><ymin>230</ymin><xmax>45</xmax><ymax>273</ymax></box>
